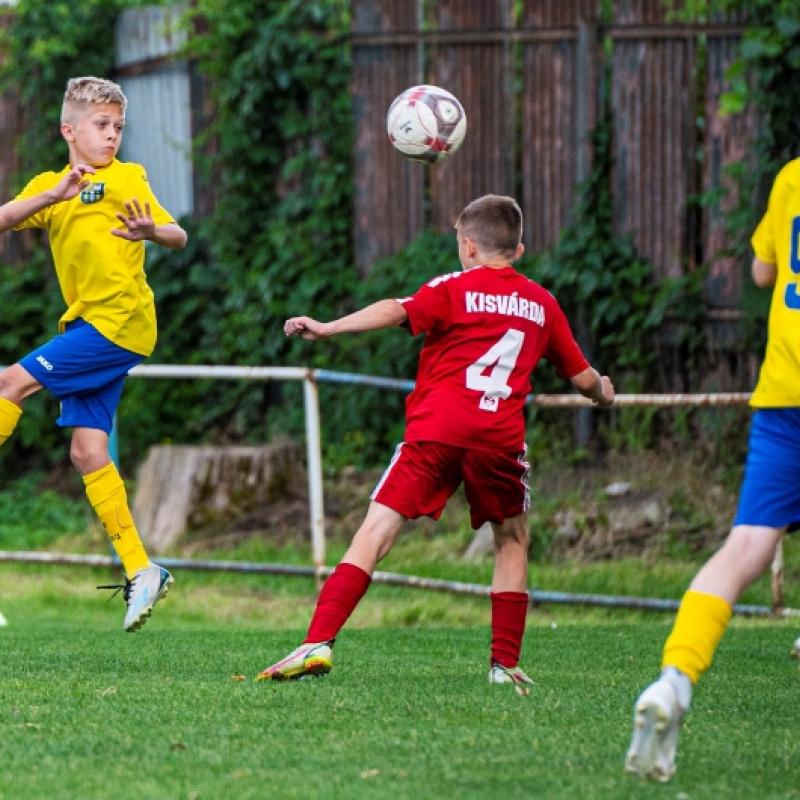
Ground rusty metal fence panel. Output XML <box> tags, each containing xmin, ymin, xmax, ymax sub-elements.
<box><xmin>351</xmin><ymin>1</ymin><xmax>425</xmax><ymax>276</ymax></box>
<box><xmin>352</xmin><ymin>0</ymin><xmax>751</xmax><ymax>304</ymax></box>
<box><xmin>520</xmin><ymin>0</ymin><xmax>598</xmax><ymax>254</ymax></box>
<box><xmin>704</xmin><ymin>28</ymin><xmax>756</xmax><ymax>313</ymax></box>
<box><xmin>0</xmin><ymin>10</ymin><xmax>27</xmax><ymax>265</ymax></box>
<box><xmin>428</xmin><ymin>0</ymin><xmax>515</xmax><ymax>234</ymax></box>
<box><xmin>610</xmin><ymin>0</ymin><xmax>699</xmax><ymax>280</ymax></box>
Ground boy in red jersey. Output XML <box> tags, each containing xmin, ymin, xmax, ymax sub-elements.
<box><xmin>257</xmin><ymin>194</ymin><xmax>614</xmax><ymax>688</ymax></box>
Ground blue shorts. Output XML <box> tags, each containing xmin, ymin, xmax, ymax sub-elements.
<box><xmin>733</xmin><ymin>408</ymin><xmax>800</xmax><ymax>531</ymax></box>
<box><xmin>19</xmin><ymin>319</ymin><xmax>145</xmax><ymax>435</ymax></box>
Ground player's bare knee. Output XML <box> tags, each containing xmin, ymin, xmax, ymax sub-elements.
<box><xmin>723</xmin><ymin>525</ymin><xmax>782</xmax><ymax>575</ymax></box>
<box><xmin>492</xmin><ymin>521</ymin><xmax>529</xmax><ymax>550</ymax></box>
<box><xmin>69</xmin><ymin>439</ymin><xmax>106</xmax><ymax>474</ymax></box>
<box><xmin>0</xmin><ymin>366</ymin><xmax>32</xmax><ymax>405</ymax></box>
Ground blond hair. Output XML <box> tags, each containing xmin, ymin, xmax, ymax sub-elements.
<box><xmin>456</xmin><ymin>195</ymin><xmax>523</xmax><ymax>259</ymax></box>
<box><xmin>61</xmin><ymin>77</ymin><xmax>127</xmax><ymax>126</ymax></box>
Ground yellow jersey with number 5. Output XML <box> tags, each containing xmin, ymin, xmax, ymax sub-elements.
<box><xmin>13</xmin><ymin>159</ymin><xmax>175</xmax><ymax>356</ymax></box>
<box><xmin>749</xmin><ymin>158</ymin><xmax>800</xmax><ymax>408</ymax></box>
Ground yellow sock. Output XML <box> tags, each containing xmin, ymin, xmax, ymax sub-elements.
<box><xmin>0</xmin><ymin>397</ymin><xmax>22</xmax><ymax>447</ymax></box>
<box><xmin>84</xmin><ymin>463</ymin><xmax>151</xmax><ymax>579</ymax></box>
<box><xmin>662</xmin><ymin>589</ymin><xmax>733</xmax><ymax>684</ymax></box>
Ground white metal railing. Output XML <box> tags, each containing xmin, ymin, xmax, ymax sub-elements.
<box><xmin>121</xmin><ymin>365</ymin><xmax>755</xmax><ymax>572</ymax></box>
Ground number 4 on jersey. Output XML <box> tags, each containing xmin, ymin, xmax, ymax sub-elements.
<box><xmin>465</xmin><ymin>329</ymin><xmax>525</xmax><ymax>412</ymax></box>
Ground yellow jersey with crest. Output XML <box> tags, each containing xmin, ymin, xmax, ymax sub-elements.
<box><xmin>13</xmin><ymin>159</ymin><xmax>175</xmax><ymax>356</ymax></box>
<box><xmin>749</xmin><ymin>158</ymin><xmax>800</xmax><ymax>408</ymax></box>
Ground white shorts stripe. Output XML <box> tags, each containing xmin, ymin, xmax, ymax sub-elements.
<box><xmin>371</xmin><ymin>442</ymin><xmax>405</xmax><ymax>501</ymax></box>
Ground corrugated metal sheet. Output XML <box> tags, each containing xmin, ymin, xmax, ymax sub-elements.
<box><xmin>429</xmin><ymin>0</ymin><xmax>514</xmax><ymax>233</ymax></box>
<box><xmin>523</xmin><ymin>0</ymin><xmax>596</xmax><ymax>26</ymax></box>
<box><xmin>115</xmin><ymin>5</ymin><xmax>187</xmax><ymax>69</ymax></box>
<box><xmin>521</xmin><ymin>0</ymin><xmax>598</xmax><ymax>253</ymax></box>
<box><xmin>703</xmin><ymin>31</ymin><xmax>756</xmax><ymax>311</ymax></box>
<box><xmin>0</xmin><ymin>9</ymin><xmax>30</xmax><ymax>264</ymax></box>
<box><xmin>611</xmin><ymin>0</ymin><xmax>698</xmax><ymax>279</ymax></box>
<box><xmin>114</xmin><ymin>8</ymin><xmax>193</xmax><ymax>221</ymax></box>
<box><xmin>352</xmin><ymin>0</ymin><xmax>424</xmax><ymax>275</ymax></box>
<box><xmin>117</xmin><ymin>65</ymin><xmax>194</xmax><ymax>220</ymax></box>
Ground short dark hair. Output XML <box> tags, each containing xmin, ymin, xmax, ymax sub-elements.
<box><xmin>455</xmin><ymin>195</ymin><xmax>523</xmax><ymax>259</ymax></box>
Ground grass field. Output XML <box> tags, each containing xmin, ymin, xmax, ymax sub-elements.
<box><xmin>0</xmin><ymin>565</ymin><xmax>799</xmax><ymax>800</ymax></box>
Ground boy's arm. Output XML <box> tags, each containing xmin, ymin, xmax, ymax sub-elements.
<box><xmin>150</xmin><ymin>223</ymin><xmax>187</xmax><ymax>249</ymax></box>
<box><xmin>285</xmin><ymin>299</ymin><xmax>408</xmax><ymax>341</ymax></box>
<box><xmin>752</xmin><ymin>256</ymin><xmax>777</xmax><ymax>288</ymax></box>
<box><xmin>0</xmin><ymin>165</ymin><xmax>95</xmax><ymax>234</ymax></box>
<box><xmin>111</xmin><ymin>199</ymin><xmax>187</xmax><ymax>249</ymax></box>
<box><xmin>570</xmin><ymin>366</ymin><xmax>615</xmax><ymax>407</ymax></box>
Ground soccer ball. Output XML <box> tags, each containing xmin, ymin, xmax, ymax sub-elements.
<box><xmin>386</xmin><ymin>85</ymin><xmax>467</xmax><ymax>164</ymax></box>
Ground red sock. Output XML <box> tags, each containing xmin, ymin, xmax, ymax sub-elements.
<box><xmin>490</xmin><ymin>591</ymin><xmax>529</xmax><ymax>668</ymax></box>
<box><xmin>304</xmin><ymin>562</ymin><xmax>372</xmax><ymax>644</ymax></box>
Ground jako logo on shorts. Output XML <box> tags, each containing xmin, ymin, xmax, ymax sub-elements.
<box><xmin>36</xmin><ymin>355</ymin><xmax>53</xmax><ymax>371</ymax></box>
<box><xmin>80</xmin><ymin>182</ymin><xmax>105</xmax><ymax>204</ymax></box>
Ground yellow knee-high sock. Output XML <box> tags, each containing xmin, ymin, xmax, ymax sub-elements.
<box><xmin>662</xmin><ymin>589</ymin><xmax>733</xmax><ymax>684</ymax></box>
<box><xmin>0</xmin><ymin>397</ymin><xmax>22</xmax><ymax>447</ymax></box>
<box><xmin>84</xmin><ymin>463</ymin><xmax>151</xmax><ymax>579</ymax></box>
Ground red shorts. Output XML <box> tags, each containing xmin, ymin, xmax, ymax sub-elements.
<box><xmin>371</xmin><ymin>441</ymin><xmax>530</xmax><ymax>529</ymax></box>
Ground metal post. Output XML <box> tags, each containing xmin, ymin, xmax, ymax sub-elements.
<box><xmin>303</xmin><ymin>372</ymin><xmax>326</xmax><ymax>589</ymax></box>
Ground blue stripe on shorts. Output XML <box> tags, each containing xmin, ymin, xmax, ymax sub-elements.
<box><xmin>19</xmin><ymin>319</ymin><xmax>144</xmax><ymax>434</ymax></box>
<box><xmin>733</xmin><ymin>408</ymin><xmax>800</xmax><ymax>531</ymax></box>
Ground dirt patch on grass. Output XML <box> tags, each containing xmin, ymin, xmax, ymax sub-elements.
<box><xmin>174</xmin><ymin>449</ymin><xmax>740</xmax><ymax>563</ymax></box>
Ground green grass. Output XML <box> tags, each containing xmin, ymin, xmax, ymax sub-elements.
<box><xmin>0</xmin><ymin>569</ymin><xmax>798</xmax><ymax>799</ymax></box>
<box><xmin>1</xmin><ymin>462</ymin><xmax>800</xmax><ymax>798</ymax></box>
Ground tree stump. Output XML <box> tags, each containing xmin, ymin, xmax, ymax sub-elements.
<box><xmin>131</xmin><ymin>440</ymin><xmax>305</xmax><ymax>553</ymax></box>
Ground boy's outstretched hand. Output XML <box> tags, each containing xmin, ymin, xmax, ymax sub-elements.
<box><xmin>52</xmin><ymin>164</ymin><xmax>96</xmax><ymax>202</ymax></box>
<box><xmin>595</xmin><ymin>375</ymin><xmax>615</xmax><ymax>406</ymax></box>
<box><xmin>112</xmin><ymin>198</ymin><xmax>156</xmax><ymax>241</ymax></box>
<box><xmin>284</xmin><ymin>317</ymin><xmax>330</xmax><ymax>340</ymax></box>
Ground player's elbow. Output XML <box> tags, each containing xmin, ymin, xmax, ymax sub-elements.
<box><xmin>570</xmin><ymin>367</ymin><xmax>599</xmax><ymax>396</ymax></box>
<box><xmin>163</xmin><ymin>225</ymin><xmax>188</xmax><ymax>250</ymax></box>
<box><xmin>751</xmin><ymin>257</ymin><xmax>777</xmax><ymax>288</ymax></box>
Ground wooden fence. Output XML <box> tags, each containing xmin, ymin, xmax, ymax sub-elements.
<box><xmin>1</xmin><ymin>2</ymin><xmax>758</xmax><ymax>388</ymax></box>
<box><xmin>350</xmin><ymin>0</ymin><xmax>754</xmax><ymax>317</ymax></box>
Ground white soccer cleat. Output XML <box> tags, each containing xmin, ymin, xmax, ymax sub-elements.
<box><xmin>488</xmin><ymin>660</ymin><xmax>535</xmax><ymax>696</ymax></box>
<box><xmin>98</xmin><ymin>564</ymin><xmax>174</xmax><ymax>632</ymax></box>
<box><xmin>625</xmin><ymin>679</ymin><xmax>683</xmax><ymax>782</ymax></box>
<box><xmin>791</xmin><ymin>636</ymin><xmax>800</xmax><ymax>666</ymax></box>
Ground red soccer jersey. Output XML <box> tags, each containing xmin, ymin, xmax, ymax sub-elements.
<box><xmin>397</xmin><ymin>265</ymin><xmax>589</xmax><ymax>451</ymax></box>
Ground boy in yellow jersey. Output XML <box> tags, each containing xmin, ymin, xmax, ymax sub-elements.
<box><xmin>625</xmin><ymin>157</ymin><xmax>800</xmax><ymax>781</ymax></box>
<box><xmin>0</xmin><ymin>77</ymin><xmax>187</xmax><ymax>631</ymax></box>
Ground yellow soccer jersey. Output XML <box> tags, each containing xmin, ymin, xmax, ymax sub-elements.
<box><xmin>750</xmin><ymin>157</ymin><xmax>800</xmax><ymax>408</ymax></box>
<box><xmin>13</xmin><ymin>159</ymin><xmax>176</xmax><ymax>356</ymax></box>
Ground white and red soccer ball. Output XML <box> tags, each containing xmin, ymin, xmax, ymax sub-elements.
<box><xmin>386</xmin><ymin>85</ymin><xmax>467</xmax><ymax>164</ymax></box>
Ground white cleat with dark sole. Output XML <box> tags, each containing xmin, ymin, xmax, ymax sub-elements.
<box><xmin>625</xmin><ymin>679</ymin><xmax>683</xmax><ymax>782</ymax></box>
<box><xmin>123</xmin><ymin>564</ymin><xmax>174</xmax><ymax>632</ymax></box>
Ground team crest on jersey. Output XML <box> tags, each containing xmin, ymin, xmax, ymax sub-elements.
<box><xmin>80</xmin><ymin>182</ymin><xmax>105</xmax><ymax>204</ymax></box>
